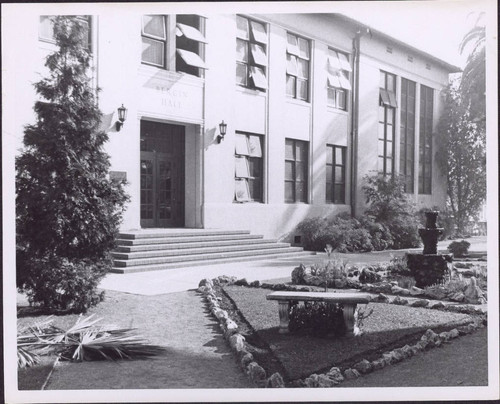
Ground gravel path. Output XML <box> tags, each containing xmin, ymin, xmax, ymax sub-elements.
<box><xmin>340</xmin><ymin>328</ymin><xmax>488</xmax><ymax>387</ymax></box>
<box><xmin>42</xmin><ymin>290</ymin><xmax>253</xmax><ymax>389</ymax></box>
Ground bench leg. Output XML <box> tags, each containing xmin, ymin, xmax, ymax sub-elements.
<box><xmin>278</xmin><ymin>301</ymin><xmax>290</xmax><ymax>334</ymax></box>
<box><xmin>343</xmin><ymin>304</ymin><xmax>357</xmax><ymax>336</ymax></box>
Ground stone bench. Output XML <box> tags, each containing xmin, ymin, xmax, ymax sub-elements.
<box><xmin>266</xmin><ymin>291</ymin><xmax>372</xmax><ymax>336</ymax></box>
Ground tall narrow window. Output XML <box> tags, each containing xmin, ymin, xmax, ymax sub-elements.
<box><xmin>141</xmin><ymin>15</ymin><xmax>167</xmax><ymax>67</ymax></box>
<box><xmin>236</xmin><ymin>16</ymin><xmax>268</xmax><ymax>90</ymax></box>
<box><xmin>378</xmin><ymin>71</ymin><xmax>397</xmax><ymax>176</ymax></box>
<box><xmin>285</xmin><ymin>139</ymin><xmax>308</xmax><ymax>203</ymax></box>
<box><xmin>326</xmin><ymin>145</ymin><xmax>346</xmax><ymax>204</ymax></box>
<box><xmin>39</xmin><ymin>16</ymin><xmax>91</xmax><ymax>50</ymax></box>
<box><xmin>327</xmin><ymin>49</ymin><xmax>351</xmax><ymax>110</ymax></box>
<box><xmin>286</xmin><ymin>33</ymin><xmax>310</xmax><ymax>101</ymax></box>
<box><xmin>400</xmin><ymin>78</ymin><xmax>416</xmax><ymax>192</ymax></box>
<box><xmin>419</xmin><ymin>85</ymin><xmax>434</xmax><ymax>194</ymax></box>
<box><xmin>176</xmin><ymin>15</ymin><xmax>207</xmax><ymax>76</ymax></box>
<box><xmin>234</xmin><ymin>132</ymin><xmax>263</xmax><ymax>202</ymax></box>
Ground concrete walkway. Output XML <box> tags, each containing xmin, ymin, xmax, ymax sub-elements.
<box><xmin>99</xmin><ymin>236</ymin><xmax>487</xmax><ymax>296</ymax></box>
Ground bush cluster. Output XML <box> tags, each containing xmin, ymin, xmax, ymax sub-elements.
<box><xmin>288</xmin><ymin>302</ymin><xmax>346</xmax><ymax>336</ymax></box>
<box><xmin>447</xmin><ymin>240</ymin><xmax>471</xmax><ymax>258</ymax></box>
<box><xmin>297</xmin><ymin>175</ymin><xmax>421</xmax><ymax>253</ymax></box>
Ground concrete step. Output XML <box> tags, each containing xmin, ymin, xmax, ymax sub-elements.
<box><xmin>113</xmin><ymin>246</ymin><xmax>305</xmax><ymax>267</ymax></box>
<box><xmin>115</xmin><ymin>238</ymin><xmax>280</xmax><ymax>253</ymax></box>
<box><xmin>117</xmin><ymin>229</ymin><xmax>250</xmax><ymax>240</ymax></box>
<box><xmin>115</xmin><ymin>234</ymin><xmax>263</xmax><ymax>247</ymax></box>
<box><xmin>110</xmin><ymin>250</ymin><xmax>314</xmax><ymax>274</ymax></box>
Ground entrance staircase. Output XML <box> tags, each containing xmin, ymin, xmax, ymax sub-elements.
<box><xmin>110</xmin><ymin>229</ymin><xmax>311</xmax><ymax>274</ymax></box>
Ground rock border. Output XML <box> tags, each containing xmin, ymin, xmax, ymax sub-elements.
<box><xmin>198</xmin><ymin>275</ymin><xmax>487</xmax><ymax>389</ymax></box>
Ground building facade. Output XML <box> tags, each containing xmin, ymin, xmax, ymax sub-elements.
<box><xmin>5</xmin><ymin>10</ymin><xmax>459</xmax><ymax>241</ymax></box>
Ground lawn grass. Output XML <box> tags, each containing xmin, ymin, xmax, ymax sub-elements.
<box><xmin>222</xmin><ymin>285</ymin><xmax>476</xmax><ymax>381</ymax></box>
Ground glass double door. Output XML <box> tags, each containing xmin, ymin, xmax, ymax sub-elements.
<box><xmin>140</xmin><ymin>121</ymin><xmax>185</xmax><ymax>228</ymax></box>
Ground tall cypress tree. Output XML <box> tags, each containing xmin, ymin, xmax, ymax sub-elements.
<box><xmin>16</xmin><ymin>16</ymin><xmax>129</xmax><ymax>311</ymax></box>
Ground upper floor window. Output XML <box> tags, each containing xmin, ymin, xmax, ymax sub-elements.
<box><xmin>326</xmin><ymin>145</ymin><xmax>346</xmax><ymax>204</ymax></box>
<box><xmin>235</xmin><ymin>132</ymin><xmax>264</xmax><ymax>202</ymax></box>
<box><xmin>141</xmin><ymin>15</ymin><xmax>207</xmax><ymax>77</ymax></box>
<box><xmin>327</xmin><ymin>49</ymin><xmax>351</xmax><ymax>110</ymax></box>
<box><xmin>400</xmin><ymin>78</ymin><xmax>416</xmax><ymax>193</ymax></box>
<box><xmin>285</xmin><ymin>139</ymin><xmax>308</xmax><ymax>203</ymax></box>
<box><xmin>286</xmin><ymin>33</ymin><xmax>310</xmax><ymax>101</ymax></box>
<box><xmin>378</xmin><ymin>71</ymin><xmax>397</xmax><ymax>176</ymax></box>
<box><xmin>39</xmin><ymin>16</ymin><xmax>91</xmax><ymax>51</ymax></box>
<box><xmin>236</xmin><ymin>16</ymin><xmax>268</xmax><ymax>91</ymax></box>
<box><xmin>419</xmin><ymin>85</ymin><xmax>434</xmax><ymax>194</ymax></box>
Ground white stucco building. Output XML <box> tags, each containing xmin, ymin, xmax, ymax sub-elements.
<box><xmin>4</xmin><ymin>7</ymin><xmax>460</xmax><ymax>261</ymax></box>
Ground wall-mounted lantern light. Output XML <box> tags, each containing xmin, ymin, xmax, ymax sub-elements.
<box><xmin>217</xmin><ymin>120</ymin><xmax>227</xmax><ymax>143</ymax></box>
<box><xmin>115</xmin><ymin>104</ymin><xmax>128</xmax><ymax>131</ymax></box>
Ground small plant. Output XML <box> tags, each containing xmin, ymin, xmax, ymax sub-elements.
<box><xmin>386</xmin><ymin>254</ymin><xmax>411</xmax><ymax>277</ymax></box>
<box><xmin>447</xmin><ymin>240</ymin><xmax>471</xmax><ymax>257</ymax></box>
<box><xmin>17</xmin><ymin>315</ymin><xmax>165</xmax><ymax>368</ymax></box>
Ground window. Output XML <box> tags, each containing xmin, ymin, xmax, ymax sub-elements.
<box><xmin>286</xmin><ymin>32</ymin><xmax>310</xmax><ymax>101</ymax></box>
<box><xmin>141</xmin><ymin>15</ymin><xmax>207</xmax><ymax>76</ymax></box>
<box><xmin>236</xmin><ymin>16</ymin><xmax>268</xmax><ymax>90</ymax></box>
<box><xmin>326</xmin><ymin>145</ymin><xmax>346</xmax><ymax>204</ymax></box>
<box><xmin>378</xmin><ymin>71</ymin><xmax>397</xmax><ymax>176</ymax></box>
<box><xmin>142</xmin><ymin>15</ymin><xmax>167</xmax><ymax>67</ymax></box>
<box><xmin>285</xmin><ymin>139</ymin><xmax>308</xmax><ymax>203</ymax></box>
<box><xmin>400</xmin><ymin>78</ymin><xmax>416</xmax><ymax>193</ymax></box>
<box><xmin>234</xmin><ymin>132</ymin><xmax>263</xmax><ymax>202</ymax></box>
<box><xmin>39</xmin><ymin>16</ymin><xmax>91</xmax><ymax>50</ymax></box>
<box><xmin>176</xmin><ymin>15</ymin><xmax>207</xmax><ymax>76</ymax></box>
<box><xmin>327</xmin><ymin>49</ymin><xmax>351</xmax><ymax>110</ymax></box>
<box><xmin>419</xmin><ymin>85</ymin><xmax>434</xmax><ymax>194</ymax></box>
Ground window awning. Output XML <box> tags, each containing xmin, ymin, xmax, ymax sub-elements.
<box><xmin>176</xmin><ymin>49</ymin><xmax>207</xmax><ymax>69</ymax></box>
<box><xmin>250</xmin><ymin>44</ymin><xmax>267</xmax><ymax>66</ymax></box>
<box><xmin>250</xmin><ymin>21</ymin><xmax>267</xmax><ymax>44</ymax></box>
<box><xmin>337</xmin><ymin>73</ymin><xmax>352</xmax><ymax>90</ymax></box>
<box><xmin>328</xmin><ymin>53</ymin><xmax>342</xmax><ymax>72</ymax></box>
<box><xmin>380</xmin><ymin>89</ymin><xmax>397</xmax><ymax>107</ymax></box>
<box><xmin>327</xmin><ymin>73</ymin><xmax>341</xmax><ymax>88</ymax></box>
<box><xmin>338</xmin><ymin>52</ymin><xmax>352</xmax><ymax>72</ymax></box>
<box><xmin>250</xmin><ymin>66</ymin><xmax>267</xmax><ymax>89</ymax></box>
<box><xmin>286</xmin><ymin>54</ymin><xmax>298</xmax><ymax>75</ymax></box>
<box><xmin>235</xmin><ymin>156</ymin><xmax>250</xmax><ymax>178</ymax></box>
<box><xmin>286</xmin><ymin>34</ymin><xmax>300</xmax><ymax>56</ymax></box>
<box><xmin>235</xmin><ymin>134</ymin><xmax>249</xmax><ymax>155</ymax></box>
<box><xmin>176</xmin><ymin>23</ymin><xmax>207</xmax><ymax>43</ymax></box>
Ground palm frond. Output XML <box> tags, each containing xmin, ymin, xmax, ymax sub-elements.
<box><xmin>17</xmin><ymin>347</ymin><xmax>40</xmax><ymax>368</ymax></box>
<box><xmin>18</xmin><ymin>315</ymin><xmax>165</xmax><ymax>367</ymax></box>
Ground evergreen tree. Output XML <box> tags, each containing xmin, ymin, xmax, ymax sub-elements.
<box><xmin>16</xmin><ymin>16</ymin><xmax>129</xmax><ymax>311</ymax></box>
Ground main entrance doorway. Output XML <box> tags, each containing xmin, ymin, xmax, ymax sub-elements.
<box><xmin>140</xmin><ymin>120</ymin><xmax>185</xmax><ymax>228</ymax></box>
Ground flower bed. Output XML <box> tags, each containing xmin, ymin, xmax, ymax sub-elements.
<box><xmin>198</xmin><ymin>275</ymin><xmax>486</xmax><ymax>388</ymax></box>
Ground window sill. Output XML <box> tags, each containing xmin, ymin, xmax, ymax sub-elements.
<box><xmin>326</xmin><ymin>105</ymin><xmax>349</xmax><ymax>115</ymax></box>
<box><xmin>286</xmin><ymin>97</ymin><xmax>311</xmax><ymax>108</ymax></box>
<box><xmin>236</xmin><ymin>86</ymin><xmax>267</xmax><ymax>97</ymax></box>
<box><xmin>233</xmin><ymin>201</ymin><xmax>264</xmax><ymax>204</ymax></box>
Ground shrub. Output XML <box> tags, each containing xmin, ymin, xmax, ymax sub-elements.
<box><xmin>17</xmin><ymin>253</ymin><xmax>107</xmax><ymax>312</ymax></box>
<box><xmin>386</xmin><ymin>254</ymin><xmax>412</xmax><ymax>277</ymax></box>
<box><xmin>362</xmin><ymin>174</ymin><xmax>420</xmax><ymax>249</ymax></box>
<box><xmin>447</xmin><ymin>240</ymin><xmax>471</xmax><ymax>257</ymax></box>
<box><xmin>297</xmin><ymin>213</ymin><xmax>373</xmax><ymax>252</ymax></box>
<box><xmin>288</xmin><ymin>302</ymin><xmax>346</xmax><ymax>336</ymax></box>
<box><xmin>358</xmin><ymin>215</ymin><xmax>393</xmax><ymax>251</ymax></box>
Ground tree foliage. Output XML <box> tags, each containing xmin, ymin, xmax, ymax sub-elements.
<box><xmin>436</xmin><ymin>14</ymin><xmax>486</xmax><ymax>236</ymax></box>
<box><xmin>16</xmin><ymin>16</ymin><xmax>129</xmax><ymax>311</ymax></box>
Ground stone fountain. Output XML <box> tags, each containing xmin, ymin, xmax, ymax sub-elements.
<box><xmin>407</xmin><ymin>211</ymin><xmax>452</xmax><ymax>288</ymax></box>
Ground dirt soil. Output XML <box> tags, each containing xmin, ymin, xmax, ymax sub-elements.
<box><xmin>340</xmin><ymin>327</ymin><xmax>488</xmax><ymax>387</ymax></box>
<box><xmin>222</xmin><ymin>285</ymin><xmax>477</xmax><ymax>381</ymax></box>
<box><xmin>17</xmin><ymin>289</ymin><xmax>253</xmax><ymax>389</ymax></box>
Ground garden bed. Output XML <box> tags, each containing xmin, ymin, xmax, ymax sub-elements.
<box><xmin>221</xmin><ymin>284</ymin><xmax>477</xmax><ymax>381</ymax></box>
